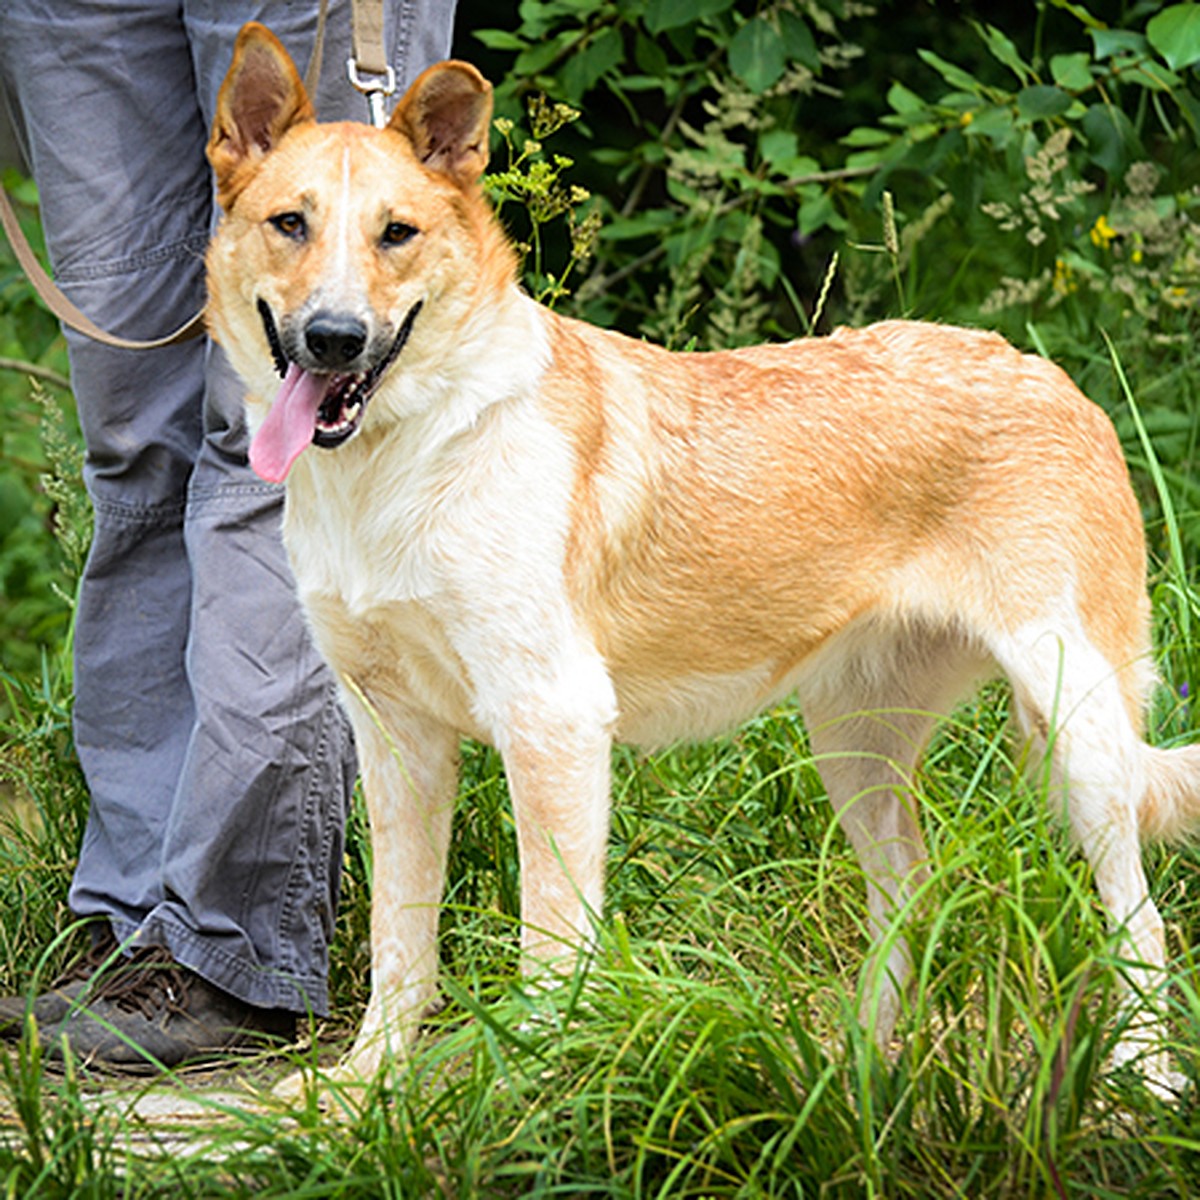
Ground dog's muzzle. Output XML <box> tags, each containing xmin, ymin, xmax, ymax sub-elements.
<box><xmin>248</xmin><ymin>299</ymin><xmax>422</xmax><ymax>482</ymax></box>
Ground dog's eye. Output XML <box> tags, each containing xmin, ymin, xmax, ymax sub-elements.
<box><xmin>269</xmin><ymin>212</ymin><xmax>307</xmax><ymax>241</ymax></box>
<box><xmin>382</xmin><ymin>222</ymin><xmax>418</xmax><ymax>247</ymax></box>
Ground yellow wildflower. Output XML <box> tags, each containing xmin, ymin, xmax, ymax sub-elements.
<box><xmin>1089</xmin><ymin>214</ymin><xmax>1117</xmax><ymax>249</ymax></box>
<box><xmin>1053</xmin><ymin>257</ymin><xmax>1076</xmax><ymax>295</ymax></box>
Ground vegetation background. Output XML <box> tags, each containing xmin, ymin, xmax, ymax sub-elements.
<box><xmin>1</xmin><ymin>0</ymin><xmax>1199</xmax><ymax>1194</ymax></box>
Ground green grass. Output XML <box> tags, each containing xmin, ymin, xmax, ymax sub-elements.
<box><xmin>1</xmin><ymin>673</ymin><xmax>1200</xmax><ymax>1195</ymax></box>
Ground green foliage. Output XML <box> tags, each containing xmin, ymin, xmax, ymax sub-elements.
<box><xmin>476</xmin><ymin>0</ymin><xmax>866</xmax><ymax>347</ymax></box>
<box><xmin>0</xmin><ymin>171</ymin><xmax>77</xmax><ymax>704</ymax></box>
<box><xmin>0</xmin><ymin>175</ymin><xmax>89</xmax><ymax>968</ymax></box>
<box><xmin>834</xmin><ymin>1</ymin><xmax>1200</xmax><ymax>336</ymax></box>
<box><xmin>0</xmin><ymin>3</ymin><xmax>1198</xmax><ymax>1192</ymax></box>
<box><xmin>484</xmin><ymin>95</ymin><xmax>602</xmax><ymax>306</ymax></box>
<box><xmin>0</xmin><ymin>481</ymin><xmax>89</xmax><ymax>988</ymax></box>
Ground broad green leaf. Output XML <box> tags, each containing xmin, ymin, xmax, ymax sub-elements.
<box><xmin>961</xmin><ymin>105</ymin><xmax>1015</xmax><ymax>143</ymax></box>
<box><xmin>1046</xmin><ymin>0</ymin><xmax>1099</xmax><ymax>25</ymax></box>
<box><xmin>1081</xmin><ymin>102</ymin><xmax>1141</xmax><ymax>172</ymax></box>
<box><xmin>798</xmin><ymin>190</ymin><xmax>841</xmax><ymax>236</ymax></box>
<box><xmin>729</xmin><ymin>16</ymin><xmax>787</xmax><ymax>93</ymax></box>
<box><xmin>645</xmin><ymin>0</ymin><xmax>734</xmax><ymax>34</ymax></box>
<box><xmin>1048</xmin><ymin>0</ymin><xmax>1105</xmax><ymax>29</ymax></box>
<box><xmin>516</xmin><ymin>0</ymin><xmax>579</xmax><ymax>39</ymax></box>
<box><xmin>600</xmin><ymin>211</ymin><xmax>678</xmax><ymax>241</ymax></box>
<box><xmin>514</xmin><ymin>31</ymin><xmax>575</xmax><ymax>75</ymax></box>
<box><xmin>780</xmin><ymin>12</ymin><xmax>820</xmax><ymax>70</ymax></box>
<box><xmin>635</xmin><ymin>32</ymin><xmax>669</xmax><ymax>77</ymax></box>
<box><xmin>841</xmin><ymin>126</ymin><xmax>893</xmax><ymax>147</ymax></box>
<box><xmin>787</xmin><ymin>155</ymin><xmax>820</xmax><ymax>177</ymax></box>
<box><xmin>938</xmin><ymin>90</ymin><xmax>981</xmax><ymax>113</ymax></box>
<box><xmin>1089</xmin><ymin>29</ymin><xmax>1147</xmax><ymax>59</ymax></box>
<box><xmin>1050</xmin><ymin>52</ymin><xmax>1094</xmax><ymax>90</ymax></box>
<box><xmin>888</xmin><ymin>81</ymin><xmax>926</xmax><ymax>115</ymax></box>
<box><xmin>474</xmin><ymin>30</ymin><xmax>527</xmax><ymax>51</ymax></box>
<box><xmin>1147</xmin><ymin>4</ymin><xmax>1200</xmax><ymax>70</ymax></box>
<box><xmin>975</xmin><ymin>22</ymin><xmax>1033</xmax><ymax>84</ymax></box>
<box><xmin>759</xmin><ymin>129</ymin><xmax>799</xmax><ymax>167</ymax></box>
<box><xmin>561</xmin><ymin>26</ymin><xmax>623</xmax><ymax>99</ymax></box>
<box><xmin>1016</xmin><ymin>84</ymin><xmax>1074</xmax><ymax>118</ymax></box>
<box><xmin>1127</xmin><ymin>56</ymin><xmax>1184</xmax><ymax>92</ymax></box>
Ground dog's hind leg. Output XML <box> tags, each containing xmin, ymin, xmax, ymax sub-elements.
<box><xmin>801</xmin><ymin>619</ymin><xmax>990</xmax><ymax>1050</ymax></box>
<box><xmin>989</xmin><ymin>606</ymin><xmax>1182</xmax><ymax>1094</ymax></box>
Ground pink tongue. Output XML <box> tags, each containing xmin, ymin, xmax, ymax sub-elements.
<box><xmin>249</xmin><ymin>363</ymin><xmax>327</xmax><ymax>483</ymax></box>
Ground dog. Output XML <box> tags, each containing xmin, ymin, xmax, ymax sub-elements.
<box><xmin>205</xmin><ymin>23</ymin><xmax>1200</xmax><ymax>1095</ymax></box>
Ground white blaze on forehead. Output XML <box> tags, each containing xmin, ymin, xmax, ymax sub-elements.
<box><xmin>335</xmin><ymin>145</ymin><xmax>356</xmax><ymax>301</ymax></box>
<box><xmin>316</xmin><ymin>143</ymin><xmax>367</xmax><ymax>314</ymax></box>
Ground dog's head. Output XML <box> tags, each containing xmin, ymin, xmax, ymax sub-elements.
<box><xmin>206</xmin><ymin>23</ymin><xmax>511</xmax><ymax>482</ymax></box>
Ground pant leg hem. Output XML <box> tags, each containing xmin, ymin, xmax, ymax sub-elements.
<box><xmin>110</xmin><ymin>915</ymin><xmax>330</xmax><ymax>1017</ymax></box>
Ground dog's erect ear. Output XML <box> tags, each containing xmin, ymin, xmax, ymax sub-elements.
<box><xmin>388</xmin><ymin>62</ymin><xmax>493</xmax><ymax>187</ymax></box>
<box><xmin>207</xmin><ymin>23</ymin><xmax>314</xmax><ymax>210</ymax></box>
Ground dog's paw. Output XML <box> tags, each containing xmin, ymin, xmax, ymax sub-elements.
<box><xmin>1109</xmin><ymin>1038</ymin><xmax>1188</xmax><ymax>1101</ymax></box>
<box><xmin>274</xmin><ymin>1025</ymin><xmax>414</xmax><ymax>1114</ymax></box>
<box><xmin>272</xmin><ymin>1065</ymin><xmax>311</xmax><ymax>1107</ymax></box>
<box><xmin>272</xmin><ymin>1061</ymin><xmax>375</xmax><ymax>1119</ymax></box>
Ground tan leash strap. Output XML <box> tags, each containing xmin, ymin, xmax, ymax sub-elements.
<box><xmin>305</xmin><ymin>0</ymin><xmax>330</xmax><ymax>97</ymax></box>
<box><xmin>347</xmin><ymin>0</ymin><xmax>395</xmax><ymax>127</ymax></box>
<box><xmin>350</xmin><ymin>0</ymin><xmax>389</xmax><ymax>76</ymax></box>
<box><xmin>0</xmin><ymin>184</ymin><xmax>206</xmax><ymax>350</ymax></box>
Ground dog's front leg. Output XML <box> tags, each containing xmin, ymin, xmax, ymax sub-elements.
<box><xmin>339</xmin><ymin>693</ymin><xmax>459</xmax><ymax>1082</ymax></box>
<box><xmin>493</xmin><ymin>661</ymin><xmax>618</xmax><ymax>969</ymax></box>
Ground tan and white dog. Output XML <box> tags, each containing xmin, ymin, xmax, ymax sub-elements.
<box><xmin>206</xmin><ymin>23</ymin><xmax>1200</xmax><ymax>1093</ymax></box>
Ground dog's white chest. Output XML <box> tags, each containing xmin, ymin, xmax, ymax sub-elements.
<box><xmin>281</xmin><ymin>395</ymin><xmax>584</xmax><ymax>740</ymax></box>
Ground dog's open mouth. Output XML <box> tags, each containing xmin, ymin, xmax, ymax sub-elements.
<box><xmin>249</xmin><ymin>301</ymin><xmax>422</xmax><ymax>484</ymax></box>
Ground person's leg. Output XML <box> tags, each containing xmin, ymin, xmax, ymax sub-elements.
<box><xmin>0</xmin><ymin>1</ymin><xmax>455</xmax><ymax>1059</ymax></box>
<box><xmin>1</xmin><ymin>1</ymin><xmax>215</xmax><ymax>932</ymax></box>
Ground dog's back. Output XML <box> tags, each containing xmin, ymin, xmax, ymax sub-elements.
<box><xmin>537</xmin><ymin>317</ymin><xmax>1150</xmax><ymax>744</ymax></box>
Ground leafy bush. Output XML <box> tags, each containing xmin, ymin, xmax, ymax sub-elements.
<box><xmin>833</xmin><ymin>3</ymin><xmax>1200</xmax><ymax>338</ymax></box>
<box><xmin>474</xmin><ymin>0</ymin><xmax>872</xmax><ymax>345</ymax></box>
<box><xmin>472</xmin><ymin>3</ymin><xmax>1198</xmax><ymax>325</ymax></box>
<box><xmin>0</xmin><ymin>171</ymin><xmax>76</xmax><ymax>698</ymax></box>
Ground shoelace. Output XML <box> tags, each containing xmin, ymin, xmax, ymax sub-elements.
<box><xmin>50</xmin><ymin>927</ymin><xmax>120</xmax><ymax>988</ymax></box>
<box><xmin>88</xmin><ymin>946</ymin><xmax>193</xmax><ymax>1019</ymax></box>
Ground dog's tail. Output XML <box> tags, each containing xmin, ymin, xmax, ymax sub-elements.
<box><xmin>1139</xmin><ymin>742</ymin><xmax>1200</xmax><ymax>841</ymax></box>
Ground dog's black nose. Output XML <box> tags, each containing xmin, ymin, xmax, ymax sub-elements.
<box><xmin>305</xmin><ymin>314</ymin><xmax>367</xmax><ymax>367</ymax></box>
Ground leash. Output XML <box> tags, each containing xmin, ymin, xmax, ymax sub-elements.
<box><xmin>0</xmin><ymin>190</ymin><xmax>206</xmax><ymax>349</ymax></box>
<box><xmin>347</xmin><ymin>0</ymin><xmax>397</xmax><ymax>128</ymax></box>
<box><xmin>0</xmin><ymin>0</ymin><xmax>392</xmax><ymax>354</ymax></box>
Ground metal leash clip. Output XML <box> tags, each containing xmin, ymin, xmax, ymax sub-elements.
<box><xmin>347</xmin><ymin>58</ymin><xmax>396</xmax><ymax>128</ymax></box>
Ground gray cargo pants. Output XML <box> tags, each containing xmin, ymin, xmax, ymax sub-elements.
<box><xmin>0</xmin><ymin>0</ymin><xmax>456</xmax><ymax>1015</ymax></box>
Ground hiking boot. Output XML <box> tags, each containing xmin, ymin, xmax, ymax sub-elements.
<box><xmin>0</xmin><ymin>924</ymin><xmax>121</xmax><ymax>1039</ymax></box>
<box><xmin>46</xmin><ymin>945</ymin><xmax>296</xmax><ymax>1073</ymax></box>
